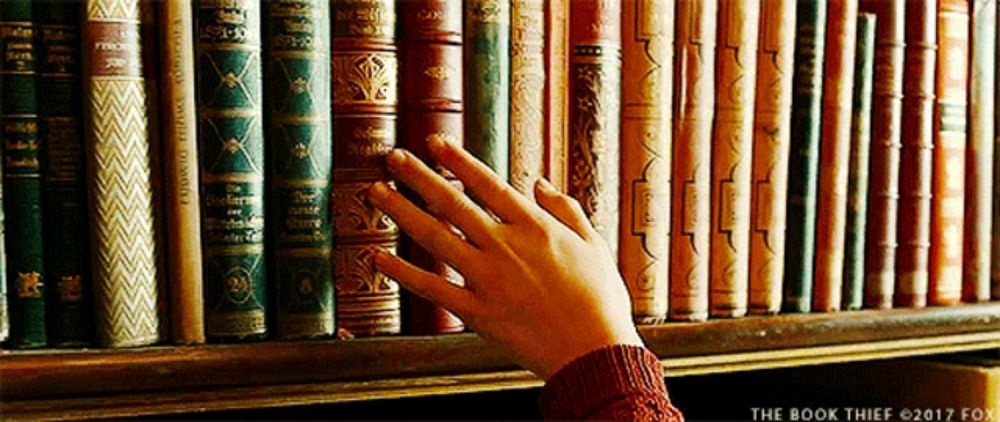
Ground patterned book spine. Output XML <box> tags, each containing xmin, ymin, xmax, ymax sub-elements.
<box><xmin>748</xmin><ymin>0</ymin><xmax>796</xmax><ymax>315</ymax></box>
<box><xmin>860</xmin><ymin>0</ymin><xmax>904</xmax><ymax>309</ymax></box>
<box><xmin>842</xmin><ymin>12</ymin><xmax>875</xmax><ymax>311</ymax></box>
<box><xmin>40</xmin><ymin>1</ymin><xmax>90</xmax><ymax>346</ymax></box>
<box><xmin>812</xmin><ymin>0</ymin><xmax>858</xmax><ymax>312</ymax></box>
<box><xmin>619</xmin><ymin>0</ymin><xmax>673</xmax><ymax>324</ymax></box>
<box><xmin>669</xmin><ymin>0</ymin><xmax>715</xmax><ymax>321</ymax></box>
<box><xmin>710</xmin><ymin>0</ymin><xmax>759</xmax><ymax>318</ymax></box>
<box><xmin>963</xmin><ymin>0</ymin><xmax>995</xmax><ymax>302</ymax></box>
<box><xmin>399</xmin><ymin>0</ymin><xmax>465</xmax><ymax>334</ymax></box>
<box><xmin>84</xmin><ymin>0</ymin><xmax>162</xmax><ymax>347</ymax></box>
<box><xmin>544</xmin><ymin>0</ymin><xmax>569</xmax><ymax>191</ymax></box>
<box><xmin>160</xmin><ymin>0</ymin><xmax>204</xmax><ymax>344</ymax></box>
<box><xmin>509</xmin><ymin>0</ymin><xmax>545</xmax><ymax>194</ymax></box>
<box><xmin>783</xmin><ymin>0</ymin><xmax>827</xmax><ymax>313</ymax></box>
<box><xmin>1</xmin><ymin>0</ymin><xmax>46</xmax><ymax>348</ymax></box>
<box><xmin>464</xmin><ymin>0</ymin><xmax>510</xmax><ymax>179</ymax></box>
<box><xmin>994</xmin><ymin>0</ymin><xmax>1000</xmax><ymax>301</ymax></box>
<box><xmin>265</xmin><ymin>0</ymin><xmax>332</xmax><ymax>339</ymax></box>
<box><xmin>195</xmin><ymin>0</ymin><xmax>267</xmax><ymax>340</ymax></box>
<box><xmin>895</xmin><ymin>0</ymin><xmax>936</xmax><ymax>308</ymax></box>
<box><xmin>331</xmin><ymin>0</ymin><xmax>400</xmax><ymax>336</ymax></box>
<box><xmin>928</xmin><ymin>0</ymin><xmax>968</xmax><ymax>306</ymax></box>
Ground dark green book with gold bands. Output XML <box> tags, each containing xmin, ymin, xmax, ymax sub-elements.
<box><xmin>464</xmin><ymin>0</ymin><xmax>510</xmax><ymax>180</ymax></box>
<box><xmin>1</xmin><ymin>0</ymin><xmax>47</xmax><ymax>349</ymax></box>
<box><xmin>196</xmin><ymin>0</ymin><xmax>268</xmax><ymax>341</ymax></box>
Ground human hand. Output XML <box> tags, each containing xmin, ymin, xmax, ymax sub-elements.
<box><xmin>366</xmin><ymin>138</ymin><xmax>643</xmax><ymax>380</ymax></box>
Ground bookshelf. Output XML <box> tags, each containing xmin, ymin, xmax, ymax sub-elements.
<box><xmin>3</xmin><ymin>303</ymin><xmax>1000</xmax><ymax>420</ymax></box>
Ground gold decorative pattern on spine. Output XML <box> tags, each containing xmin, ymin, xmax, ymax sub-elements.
<box><xmin>509</xmin><ymin>0</ymin><xmax>546</xmax><ymax>194</ymax></box>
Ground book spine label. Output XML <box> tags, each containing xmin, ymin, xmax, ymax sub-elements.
<box><xmin>619</xmin><ymin>0</ymin><xmax>672</xmax><ymax>324</ymax></box>
<box><xmin>710</xmin><ymin>0</ymin><xmax>759</xmax><ymax>318</ymax></box>
<box><xmin>40</xmin><ymin>1</ymin><xmax>91</xmax><ymax>346</ymax></box>
<box><xmin>813</xmin><ymin>0</ymin><xmax>858</xmax><ymax>312</ymax></box>
<box><xmin>860</xmin><ymin>0</ymin><xmax>904</xmax><ymax>309</ymax></box>
<box><xmin>331</xmin><ymin>0</ymin><xmax>401</xmax><ymax>336</ymax></box>
<box><xmin>568</xmin><ymin>0</ymin><xmax>622</xmax><ymax>254</ymax></box>
<box><xmin>929</xmin><ymin>0</ymin><xmax>968</xmax><ymax>306</ymax></box>
<box><xmin>1</xmin><ymin>0</ymin><xmax>46</xmax><ymax>348</ymax></box>
<box><xmin>783</xmin><ymin>0</ymin><xmax>827</xmax><ymax>313</ymax></box>
<box><xmin>195</xmin><ymin>0</ymin><xmax>267</xmax><ymax>340</ymax></box>
<box><xmin>964</xmin><ymin>0</ymin><xmax>995</xmax><ymax>302</ymax></box>
<box><xmin>464</xmin><ymin>0</ymin><xmax>510</xmax><ymax>179</ymax></box>
<box><xmin>509</xmin><ymin>0</ymin><xmax>545</xmax><ymax>194</ymax></box>
<box><xmin>749</xmin><ymin>0</ymin><xmax>796</xmax><ymax>315</ymax></box>
<box><xmin>843</xmin><ymin>12</ymin><xmax>875</xmax><ymax>311</ymax></box>
<box><xmin>544</xmin><ymin>0</ymin><xmax>569</xmax><ymax>191</ymax></box>
<box><xmin>896</xmin><ymin>0</ymin><xmax>936</xmax><ymax>308</ymax></box>
<box><xmin>669</xmin><ymin>0</ymin><xmax>715</xmax><ymax>321</ymax></box>
<box><xmin>265</xmin><ymin>0</ymin><xmax>333</xmax><ymax>339</ymax></box>
<box><xmin>84</xmin><ymin>0</ymin><xmax>162</xmax><ymax>347</ymax></box>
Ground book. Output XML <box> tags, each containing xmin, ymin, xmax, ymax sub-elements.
<box><xmin>812</xmin><ymin>0</ymin><xmax>858</xmax><ymax>312</ymax></box>
<box><xmin>860</xmin><ymin>0</ymin><xmax>904</xmax><ymax>310</ymax></box>
<box><xmin>84</xmin><ymin>0</ymin><xmax>162</xmax><ymax>347</ymax></box>
<box><xmin>544</xmin><ymin>0</ymin><xmax>569</xmax><ymax>192</ymax></box>
<box><xmin>159</xmin><ymin>0</ymin><xmax>204</xmax><ymax>345</ymax></box>
<box><xmin>40</xmin><ymin>0</ymin><xmax>91</xmax><ymax>347</ymax></box>
<box><xmin>895</xmin><ymin>0</ymin><xmax>937</xmax><ymax>308</ymax></box>
<box><xmin>783</xmin><ymin>0</ymin><xmax>827</xmax><ymax>313</ymax></box>
<box><xmin>669</xmin><ymin>0</ymin><xmax>715</xmax><ymax>322</ymax></box>
<box><xmin>748</xmin><ymin>0</ymin><xmax>796</xmax><ymax>315</ymax></box>
<box><xmin>509</xmin><ymin>0</ymin><xmax>546</xmax><ymax>194</ymax></box>
<box><xmin>398</xmin><ymin>0</ymin><xmax>465</xmax><ymax>335</ymax></box>
<box><xmin>928</xmin><ymin>0</ymin><xmax>968</xmax><ymax>306</ymax></box>
<box><xmin>464</xmin><ymin>0</ymin><xmax>510</xmax><ymax>180</ymax></box>
<box><xmin>331</xmin><ymin>0</ymin><xmax>401</xmax><ymax>336</ymax></box>
<box><xmin>619</xmin><ymin>0</ymin><xmax>673</xmax><ymax>324</ymax></box>
<box><xmin>195</xmin><ymin>0</ymin><xmax>267</xmax><ymax>340</ymax></box>
<box><xmin>710</xmin><ymin>0</ymin><xmax>759</xmax><ymax>318</ymax></box>
<box><xmin>963</xmin><ymin>0</ymin><xmax>995</xmax><ymax>303</ymax></box>
<box><xmin>0</xmin><ymin>161</ymin><xmax>5</xmax><ymax>343</ymax></box>
<box><xmin>842</xmin><ymin>12</ymin><xmax>875</xmax><ymax>311</ymax></box>
<box><xmin>265</xmin><ymin>0</ymin><xmax>333</xmax><ymax>339</ymax></box>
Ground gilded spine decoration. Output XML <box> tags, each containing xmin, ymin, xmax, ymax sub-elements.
<box><xmin>465</xmin><ymin>0</ymin><xmax>510</xmax><ymax>179</ymax></box>
<box><xmin>509</xmin><ymin>0</ymin><xmax>545</xmax><ymax>193</ymax></box>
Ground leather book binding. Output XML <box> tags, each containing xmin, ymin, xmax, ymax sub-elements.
<box><xmin>544</xmin><ymin>0</ymin><xmax>569</xmax><ymax>191</ymax></box>
<box><xmin>510</xmin><ymin>0</ymin><xmax>546</xmax><ymax>194</ymax></box>
<box><xmin>465</xmin><ymin>0</ymin><xmax>510</xmax><ymax>180</ymax></box>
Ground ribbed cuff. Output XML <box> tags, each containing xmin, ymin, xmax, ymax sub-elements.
<box><xmin>539</xmin><ymin>344</ymin><xmax>667</xmax><ymax>420</ymax></box>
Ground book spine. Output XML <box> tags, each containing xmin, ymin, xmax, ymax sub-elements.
<box><xmin>544</xmin><ymin>0</ymin><xmax>569</xmax><ymax>191</ymax></box>
<box><xmin>331</xmin><ymin>0</ymin><xmax>401</xmax><ymax>336</ymax></box>
<box><xmin>509</xmin><ymin>0</ymin><xmax>546</xmax><ymax>194</ymax></box>
<box><xmin>669</xmin><ymin>0</ymin><xmax>715</xmax><ymax>322</ymax></box>
<box><xmin>860</xmin><ymin>0</ymin><xmax>904</xmax><ymax>310</ymax></box>
<box><xmin>843</xmin><ymin>12</ymin><xmax>875</xmax><ymax>311</ymax></box>
<box><xmin>812</xmin><ymin>0</ymin><xmax>858</xmax><ymax>312</ymax></box>
<box><xmin>710</xmin><ymin>0</ymin><xmax>759</xmax><ymax>318</ymax></box>
<box><xmin>748</xmin><ymin>0</ymin><xmax>796</xmax><ymax>315</ymax></box>
<box><xmin>619</xmin><ymin>0</ymin><xmax>673</xmax><ymax>324</ymax></box>
<box><xmin>994</xmin><ymin>0</ymin><xmax>1000</xmax><ymax>301</ymax></box>
<box><xmin>398</xmin><ymin>0</ymin><xmax>465</xmax><ymax>335</ymax></box>
<box><xmin>464</xmin><ymin>0</ymin><xmax>510</xmax><ymax>179</ymax></box>
<box><xmin>567</xmin><ymin>0</ymin><xmax>622</xmax><ymax>254</ymax></box>
<box><xmin>783</xmin><ymin>0</ymin><xmax>827</xmax><ymax>313</ymax></box>
<box><xmin>40</xmin><ymin>0</ymin><xmax>91</xmax><ymax>346</ymax></box>
<box><xmin>929</xmin><ymin>0</ymin><xmax>968</xmax><ymax>306</ymax></box>
<box><xmin>195</xmin><ymin>0</ymin><xmax>267</xmax><ymax>340</ymax></box>
<box><xmin>1</xmin><ymin>0</ymin><xmax>46</xmax><ymax>348</ymax></box>
<box><xmin>895</xmin><ymin>0</ymin><xmax>936</xmax><ymax>308</ymax></box>
<box><xmin>84</xmin><ymin>0</ymin><xmax>162</xmax><ymax>347</ymax></box>
<box><xmin>963</xmin><ymin>0</ymin><xmax>995</xmax><ymax>302</ymax></box>
<box><xmin>0</xmin><ymin>156</ymin><xmax>5</xmax><ymax>343</ymax></box>
<box><xmin>160</xmin><ymin>0</ymin><xmax>204</xmax><ymax>345</ymax></box>
<box><xmin>265</xmin><ymin>0</ymin><xmax>333</xmax><ymax>339</ymax></box>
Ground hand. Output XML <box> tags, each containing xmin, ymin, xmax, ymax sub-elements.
<box><xmin>366</xmin><ymin>138</ymin><xmax>643</xmax><ymax>380</ymax></box>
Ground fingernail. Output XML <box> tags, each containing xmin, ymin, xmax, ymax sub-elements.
<box><xmin>536</xmin><ymin>178</ymin><xmax>556</xmax><ymax>192</ymax></box>
<box><xmin>368</xmin><ymin>181</ymin><xmax>390</xmax><ymax>202</ymax></box>
<box><xmin>386</xmin><ymin>149</ymin><xmax>405</xmax><ymax>170</ymax></box>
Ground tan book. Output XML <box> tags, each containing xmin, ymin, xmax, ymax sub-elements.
<box><xmin>510</xmin><ymin>0</ymin><xmax>546</xmax><ymax>194</ymax></box>
<box><xmin>544</xmin><ymin>0</ymin><xmax>569</xmax><ymax>192</ymax></box>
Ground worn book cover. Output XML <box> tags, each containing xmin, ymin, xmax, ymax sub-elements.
<box><xmin>465</xmin><ymin>0</ymin><xmax>510</xmax><ymax>180</ymax></box>
<box><xmin>509</xmin><ymin>0</ymin><xmax>546</xmax><ymax>194</ymax></box>
<box><xmin>544</xmin><ymin>0</ymin><xmax>569</xmax><ymax>192</ymax></box>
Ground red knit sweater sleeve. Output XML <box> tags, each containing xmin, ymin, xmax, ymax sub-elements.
<box><xmin>538</xmin><ymin>345</ymin><xmax>684</xmax><ymax>421</ymax></box>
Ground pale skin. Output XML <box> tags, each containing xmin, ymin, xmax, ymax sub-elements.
<box><xmin>367</xmin><ymin>137</ymin><xmax>644</xmax><ymax>380</ymax></box>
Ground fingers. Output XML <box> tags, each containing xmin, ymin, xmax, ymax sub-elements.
<box><xmin>533</xmin><ymin>178</ymin><xmax>596</xmax><ymax>239</ymax></box>
<box><xmin>386</xmin><ymin>149</ymin><xmax>497</xmax><ymax>247</ymax></box>
<box><xmin>372</xmin><ymin>251</ymin><xmax>480</xmax><ymax>318</ymax></box>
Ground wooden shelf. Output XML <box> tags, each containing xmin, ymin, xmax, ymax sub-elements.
<box><xmin>3</xmin><ymin>303</ymin><xmax>1000</xmax><ymax>420</ymax></box>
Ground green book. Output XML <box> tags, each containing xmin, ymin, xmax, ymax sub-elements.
<box><xmin>263</xmin><ymin>0</ymin><xmax>333</xmax><ymax>339</ymax></box>
<box><xmin>196</xmin><ymin>0</ymin><xmax>268</xmax><ymax>341</ymax></box>
<box><xmin>40</xmin><ymin>0</ymin><xmax>90</xmax><ymax>346</ymax></box>
<box><xmin>464</xmin><ymin>0</ymin><xmax>510</xmax><ymax>179</ymax></box>
<box><xmin>843</xmin><ymin>13</ymin><xmax>876</xmax><ymax>310</ymax></box>
<box><xmin>783</xmin><ymin>0</ymin><xmax>828</xmax><ymax>314</ymax></box>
